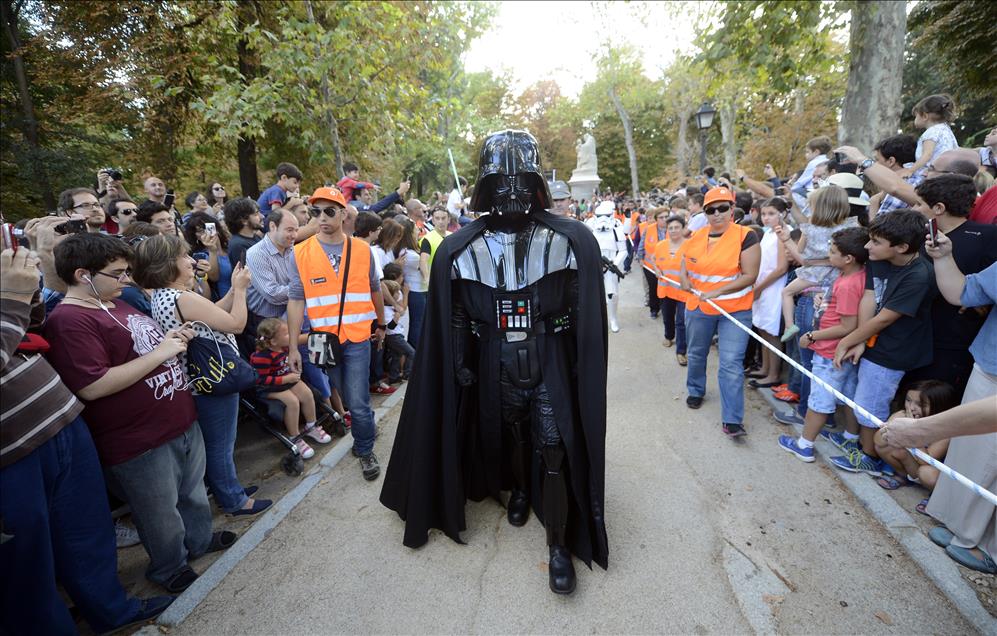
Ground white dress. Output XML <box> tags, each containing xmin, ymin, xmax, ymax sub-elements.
<box><xmin>751</xmin><ymin>230</ymin><xmax>786</xmax><ymax>335</ymax></box>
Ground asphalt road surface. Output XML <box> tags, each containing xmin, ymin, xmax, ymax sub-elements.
<box><xmin>172</xmin><ymin>273</ymin><xmax>975</xmax><ymax>634</ymax></box>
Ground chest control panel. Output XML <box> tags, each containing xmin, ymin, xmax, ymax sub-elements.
<box><xmin>495</xmin><ymin>293</ymin><xmax>532</xmax><ymax>331</ymax></box>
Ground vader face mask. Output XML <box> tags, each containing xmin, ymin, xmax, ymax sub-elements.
<box><xmin>491</xmin><ymin>174</ymin><xmax>537</xmax><ymax>215</ymax></box>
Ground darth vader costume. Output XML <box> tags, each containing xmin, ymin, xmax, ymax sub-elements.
<box><xmin>380</xmin><ymin>130</ymin><xmax>609</xmax><ymax>594</ymax></box>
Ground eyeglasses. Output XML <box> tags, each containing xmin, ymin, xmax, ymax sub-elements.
<box><xmin>705</xmin><ymin>204</ymin><xmax>732</xmax><ymax>215</ymax></box>
<box><xmin>117</xmin><ymin>208</ymin><xmax>137</xmax><ymax>216</ymax></box>
<box><xmin>308</xmin><ymin>206</ymin><xmax>340</xmax><ymax>218</ymax></box>
<box><xmin>125</xmin><ymin>234</ymin><xmax>151</xmax><ymax>247</ymax></box>
<box><xmin>72</xmin><ymin>202</ymin><xmax>102</xmax><ymax>212</ymax></box>
<box><xmin>94</xmin><ymin>269</ymin><xmax>132</xmax><ymax>282</ymax></box>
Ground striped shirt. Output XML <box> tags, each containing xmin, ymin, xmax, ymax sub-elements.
<box><xmin>250</xmin><ymin>348</ymin><xmax>291</xmax><ymax>386</ymax></box>
<box><xmin>1</xmin><ymin>299</ymin><xmax>84</xmax><ymax>468</ymax></box>
<box><xmin>246</xmin><ymin>234</ymin><xmax>293</xmax><ymax>318</ymax></box>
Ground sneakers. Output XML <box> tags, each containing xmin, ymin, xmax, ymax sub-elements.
<box><xmin>359</xmin><ymin>452</ymin><xmax>381</xmax><ymax>481</ymax></box>
<box><xmin>829</xmin><ymin>449</ymin><xmax>885</xmax><ymax>476</ymax></box>
<box><xmin>663</xmin><ymin>338</ymin><xmax>674</xmax><ymax>348</ymax></box>
<box><xmin>722</xmin><ymin>423</ymin><xmax>746</xmax><ymax>438</ymax></box>
<box><xmin>773</xmin><ymin>409</ymin><xmax>804</xmax><ymax>426</ymax></box>
<box><xmin>819</xmin><ymin>430</ymin><xmax>859</xmax><ymax>453</ymax></box>
<box><xmin>778</xmin><ymin>435</ymin><xmax>814</xmax><ymax>462</ymax></box>
<box><xmin>686</xmin><ymin>395</ymin><xmax>703</xmax><ymax>409</ymax></box>
<box><xmin>115</xmin><ymin>519</ymin><xmax>141</xmax><ymax>548</ymax></box>
<box><xmin>163</xmin><ymin>566</ymin><xmax>198</xmax><ymax>594</ymax></box>
<box><xmin>770</xmin><ymin>383</ymin><xmax>788</xmax><ymax>393</ymax></box>
<box><xmin>780</xmin><ymin>323</ymin><xmax>800</xmax><ymax>343</ymax></box>
<box><xmin>304</xmin><ymin>424</ymin><xmax>332</xmax><ymax>444</ymax></box>
<box><xmin>295</xmin><ymin>438</ymin><xmax>315</xmax><ymax>459</ymax></box>
<box><xmin>370</xmin><ymin>383</ymin><xmax>397</xmax><ymax>395</ymax></box>
<box><xmin>773</xmin><ymin>388</ymin><xmax>800</xmax><ymax>403</ymax></box>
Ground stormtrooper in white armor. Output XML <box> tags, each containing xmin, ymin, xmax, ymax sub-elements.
<box><xmin>585</xmin><ymin>200</ymin><xmax>627</xmax><ymax>332</ymax></box>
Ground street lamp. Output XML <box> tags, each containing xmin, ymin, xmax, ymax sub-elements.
<box><xmin>694</xmin><ymin>101</ymin><xmax>717</xmax><ymax>173</ymax></box>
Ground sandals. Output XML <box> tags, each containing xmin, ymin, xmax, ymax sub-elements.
<box><xmin>915</xmin><ymin>498</ymin><xmax>930</xmax><ymax>516</ymax></box>
<box><xmin>876</xmin><ymin>475</ymin><xmax>913</xmax><ymax>490</ymax></box>
<box><xmin>676</xmin><ymin>354</ymin><xmax>688</xmax><ymax>367</ymax></box>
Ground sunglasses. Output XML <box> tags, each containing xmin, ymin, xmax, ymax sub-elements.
<box><xmin>117</xmin><ymin>208</ymin><xmax>137</xmax><ymax>216</ymax></box>
<box><xmin>705</xmin><ymin>204</ymin><xmax>732</xmax><ymax>215</ymax></box>
<box><xmin>308</xmin><ymin>206</ymin><xmax>340</xmax><ymax>218</ymax></box>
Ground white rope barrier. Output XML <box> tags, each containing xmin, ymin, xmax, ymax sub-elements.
<box><xmin>656</xmin><ymin>273</ymin><xmax>997</xmax><ymax>508</ymax></box>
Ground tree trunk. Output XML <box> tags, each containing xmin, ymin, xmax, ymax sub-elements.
<box><xmin>1</xmin><ymin>0</ymin><xmax>55</xmax><ymax>209</ymax></box>
<box><xmin>719</xmin><ymin>99</ymin><xmax>737</xmax><ymax>174</ymax></box>
<box><xmin>675</xmin><ymin>107</ymin><xmax>691</xmax><ymax>178</ymax></box>
<box><xmin>839</xmin><ymin>1</ymin><xmax>906</xmax><ymax>153</ymax></box>
<box><xmin>305</xmin><ymin>0</ymin><xmax>344</xmax><ymax>179</ymax></box>
<box><xmin>236</xmin><ymin>0</ymin><xmax>259</xmax><ymax>198</ymax></box>
<box><xmin>608</xmin><ymin>85</ymin><xmax>640</xmax><ymax>199</ymax></box>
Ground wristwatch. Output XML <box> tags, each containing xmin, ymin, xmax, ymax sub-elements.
<box><xmin>375</xmin><ymin>324</ymin><xmax>386</xmax><ymax>330</ymax></box>
<box><xmin>859</xmin><ymin>158</ymin><xmax>875</xmax><ymax>171</ymax></box>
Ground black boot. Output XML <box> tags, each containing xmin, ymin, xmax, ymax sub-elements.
<box><xmin>541</xmin><ymin>444</ymin><xmax>575</xmax><ymax>594</ymax></box>
<box><xmin>505</xmin><ymin>420</ymin><xmax>531</xmax><ymax>527</ymax></box>
<box><xmin>548</xmin><ymin>545</ymin><xmax>576</xmax><ymax>595</ymax></box>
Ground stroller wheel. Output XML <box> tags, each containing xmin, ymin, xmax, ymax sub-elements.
<box><xmin>282</xmin><ymin>452</ymin><xmax>304</xmax><ymax>476</ymax></box>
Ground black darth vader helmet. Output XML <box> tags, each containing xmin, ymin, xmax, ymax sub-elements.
<box><xmin>469</xmin><ymin>129</ymin><xmax>552</xmax><ymax>214</ymax></box>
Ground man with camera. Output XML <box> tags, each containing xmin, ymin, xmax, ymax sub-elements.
<box><xmin>286</xmin><ymin>187</ymin><xmax>386</xmax><ymax>481</ymax></box>
<box><xmin>58</xmin><ymin>188</ymin><xmax>106</xmax><ymax>234</ymax></box>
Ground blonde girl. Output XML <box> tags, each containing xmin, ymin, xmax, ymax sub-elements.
<box><xmin>776</xmin><ymin>185</ymin><xmax>858</xmax><ymax>342</ymax></box>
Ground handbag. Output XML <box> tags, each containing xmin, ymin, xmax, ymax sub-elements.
<box><xmin>307</xmin><ymin>238</ymin><xmax>352</xmax><ymax>369</ymax></box>
<box><xmin>174</xmin><ymin>294</ymin><xmax>257</xmax><ymax>395</ymax></box>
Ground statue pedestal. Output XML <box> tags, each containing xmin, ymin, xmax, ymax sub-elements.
<box><xmin>568</xmin><ymin>174</ymin><xmax>601</xmax><ymax>202</ymax></box>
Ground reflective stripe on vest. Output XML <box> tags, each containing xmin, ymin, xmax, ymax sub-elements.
<box><xmin>295</xmin><ymin>236</ymin><xmax>376</xmax><ymax>343</ymax></box>
<box><xmin>653</xmin><ymin>239</ymin><xmax>690</xmax><ymax>301</ymax></box>
<box><xmin>682</xmin><ymin>224</ymin><xmax>754</xmax><ymax>315</ymax></box>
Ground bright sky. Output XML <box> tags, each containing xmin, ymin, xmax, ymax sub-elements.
<box><xmin>464</xmin><ymin>1</ymin><xmax>703</xmax><ymax>99</ymax></box>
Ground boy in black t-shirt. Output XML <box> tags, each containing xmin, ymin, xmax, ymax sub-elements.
<box><xmin>832</xmin><ymin>209</ymin><xmax>935</xmax><ymax>475</ymax></box>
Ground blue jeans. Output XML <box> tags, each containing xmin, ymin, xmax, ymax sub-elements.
<box><xmin>325</xmin><ymin>340</ymin><xmax>376</xmax><ymax>456</ymax></box>
<box><xmin>193</xmin><ymin>393</ymin><xmax>247</xmax><ymax>513</ymax></box>
<box><xmin>105</xmin><ymin>423</ymin><xmax>212</xmax><ymax>585</ymax></box>
<box><xmin>407</xmin><ymin>290</ymin><xmax>428</xmax><ymax>350</ymax></box>
<box><xmin>1</xmin><ymin>417</ymin><xmax>140</xmax><ymax>634</ymax></box>
<box><xmin>661</xmin><ymin>297</ymin><xmax>687</xmax><ymax>354</ymax></box>
<box><xmin>787</xmin><ymin>296</ymin><xmax>815</xmax><ymax>417</ymax></box>
<box><xmin>384</xmin><ymin>333</ymin><xmax>415</xmax><ymax>380</ymax></box>
<box><xmin>685</xmin><ymin>307</ymin><xmax>752</xmax><ymax>424</ymax></box>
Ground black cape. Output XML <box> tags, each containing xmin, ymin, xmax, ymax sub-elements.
<box><xmin>379</xmin><ymin>210</ymin><xmax>609</xmax><ymax>569</ymax></box>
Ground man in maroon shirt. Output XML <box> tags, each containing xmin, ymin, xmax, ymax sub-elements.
<box><xmin>44</xmin><ymin>233</ymin><xmax>235</xmax><ymax>594</ymax></box>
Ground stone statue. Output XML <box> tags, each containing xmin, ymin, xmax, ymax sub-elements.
<box><xmin>573</xmin><ymin>133</ymin><xmax>598</xmax><ymax>176</ymax></box>
<box><xmin>569</xmin><ymin>133</ymin><xmax>601</xmax><ymax>202</ymax></box>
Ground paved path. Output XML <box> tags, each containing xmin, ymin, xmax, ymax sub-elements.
<box><xmin>172</xmin><ymin>276</ymin><xmax>975</xmax><ymax>634</ymax></box>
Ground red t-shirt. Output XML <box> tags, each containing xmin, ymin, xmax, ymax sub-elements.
<box><xmin>811</xmin><ymin>269</ymin><xmax>865</xmax><ymax>360</ymax></box>
<box><xmin>43</xmin><ymin>301</ymin><xmax>196</xmax><ymax>466</ymax></box>
<box><xmin>969</xmin><ymin>187</ymin><xmax>997</xmax><ymax>225</ymax></box>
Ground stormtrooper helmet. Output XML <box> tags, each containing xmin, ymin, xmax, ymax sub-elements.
<box><xmin>594</xmin><ymin>200</ymin><xmax>616</xmax><ymax>217</ymax></box>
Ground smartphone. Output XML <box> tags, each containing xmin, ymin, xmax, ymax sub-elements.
<box><xmin>834</xmin><ymin>151</ymin><xmax>846</xmax><ymax>164</ymax></box>
<box><xmin>204</xmin><ymin>222</ymin><xmax>216</xmax><ymax>237</ymax></box>
<box><xmin>1</xmin><ymin>223</ymin><xmax>17</xmax><ymax>253</ymax></box>
<box><xmin>163</xmin><ymin>189</ymin><xmax>175</xmax><ymax>210</ymax></box>
<box><xmin>191</xmin><ymin>250</ymin><xmax>209</xmax><ymax>262</ymax></box>
<box><xmin>55</xmin><ymin>219</ymin><xmax>87</xmax><ymax>235</ymax></box>
<box><xmin>928</xmin><ymin>218</ymin><xmax>938</xmax><ymax>246</ymax></box>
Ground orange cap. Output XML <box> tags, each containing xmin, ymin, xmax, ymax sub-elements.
<box><xmin>307</xmin><ymin>186</ymin><xmax>346</xmax><ymax>208</ymax></box>
<box><xmin>703</xmin><ymin>186</ymin><xmax>736</xmax><ymax>207</ymax></box>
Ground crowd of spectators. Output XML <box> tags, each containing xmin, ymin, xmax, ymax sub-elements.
<box><xmin>0</xmin><ymin>157</ymin><xmax>474</xmax><ymax>632</ymax></box>
<box><xmin>2</xmin><ymin>97</ymin><xmax>995</xmax><ymax>632</ymax></box>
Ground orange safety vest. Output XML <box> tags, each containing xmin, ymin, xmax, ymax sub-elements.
<box><xmin>295</xmin><ymin>235</ymin><xmax>376</xmax><ymax>343</ymax></box>
<box><xmin>653</xmin><ymin>238</ymin><xmax>690</xmax><ymax>301</ymax></box>
<box><xmin>629</xmin><ymin>211</ymin><xmax>641</xmax><ymax>240</ymax></box>
<box><xmin>641</xmin><ymin>223</ymin><xmax>664</xmax><ymax>270</ymax></box>
<box><xmin>681</xmin><ymin>224</ymin><xmax>754</xmax><ymax>315</ymax></box>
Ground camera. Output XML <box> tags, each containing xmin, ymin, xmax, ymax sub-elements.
<box><xmin>1</xmin><ymin>223</ymin><xmax>20</xmax><ymax>253</ymax></box>
<box><xmin>204</xmin><ymin>222</ymin><xmax>216</xmax><ymax>237</ymax></box>
<box><xmin>100</xmin><ymin>167</ymin><xmax>124</xmax><ymax>182</ymax></box>
<box><xmin>55</xmin><ymin>219</ymin><xmax>87</xmax><ymax>235</ymax></box>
